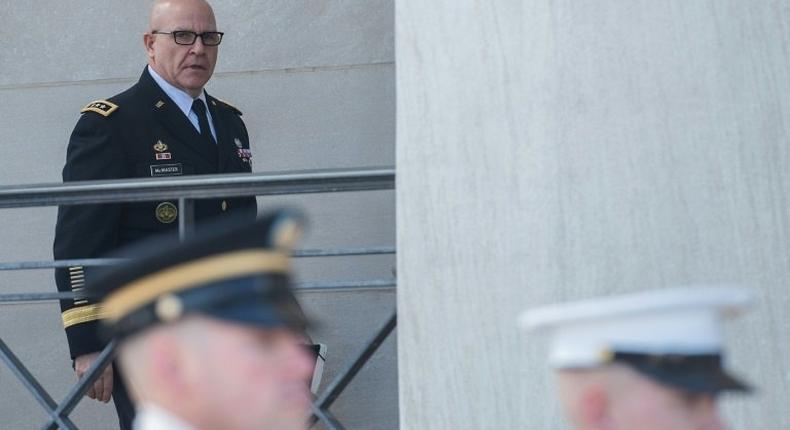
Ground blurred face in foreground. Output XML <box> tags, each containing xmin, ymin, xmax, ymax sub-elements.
<box><xmin>121</xmin><ymin>316</ymin><xmax>314</xmax><ymax>430</ymax></box>
<box><xmin>556</xmin><ymin>365</ymin><xmax>726</xmax><ymax>430</ymax></box>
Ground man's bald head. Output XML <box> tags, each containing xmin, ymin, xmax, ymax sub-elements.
<box><xmin>143</xmin><ymin>0</ymin><xmax>219</xmax><ymax>97</ymax></box>
<box><xmin>149</xmin><ymin>0</ymin><xmax>215</xmax><ymax>32</ymax></box>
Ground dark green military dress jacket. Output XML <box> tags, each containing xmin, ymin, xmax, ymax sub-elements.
<box><xmin>54</xmin><ymin>68</ymin><xmax>257</xmax><ymax>359</ymax></box>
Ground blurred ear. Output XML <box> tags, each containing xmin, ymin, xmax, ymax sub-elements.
<box><xmin>143</xmin><ymin>33</ymin><xmax>156</xmax><ymax>61</ymax></box>
<box><xmin>148</xmin><ymin>331</ymin><xmax>190</xmax><ymax>396</ymax></box>
<box><xmin>578</xmin><ymin>385</ymin><xmax>610</xmax><ymax>430</ymax></box>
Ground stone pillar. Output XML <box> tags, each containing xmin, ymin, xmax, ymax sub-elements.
<box><xmin>396</xmin><ymin>1</ymin><xmax>790</xmax><ymax>428</ymax></box>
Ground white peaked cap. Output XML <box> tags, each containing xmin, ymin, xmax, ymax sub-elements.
<box><xmin>519</xmin><ymin>287</ymin><xmax>754</xmax><ymax>393</ymax></box>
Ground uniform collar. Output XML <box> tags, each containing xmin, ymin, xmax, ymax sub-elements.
<box><xmin>147</xmin><ymin>65</ymin><xmax>209</xmax><ymax>117</ymax></box>
<box><xmin>133</xmin><ymin>404</ymin><xmax>196</xmax><ymax>430</ymax></box>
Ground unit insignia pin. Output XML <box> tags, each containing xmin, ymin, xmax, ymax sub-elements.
<box><xmin>155</xmin><ymin>202</ymin><xmax>178</xmax><ymax>224</ymax></box>
<box><xmin>155</xmin><ymin>100</ymin><xmax>165</xmax><ymax>108</ymax></box>
<box><xmin>154</xmin><ymin>141</ymin><xmax>168</xmax><ymax>152</ymax></box>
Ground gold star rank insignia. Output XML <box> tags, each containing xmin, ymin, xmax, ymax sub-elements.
<box><xmin>80</xmin><ymin>100</ymin><xmax>119</xmax><ymax>117</ymax></box>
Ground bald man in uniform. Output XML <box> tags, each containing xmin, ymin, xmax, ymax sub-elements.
<box><xmin>54</xmin><ymin>1</ymin><xmax>256</xmax><ymax>428</ymax></box>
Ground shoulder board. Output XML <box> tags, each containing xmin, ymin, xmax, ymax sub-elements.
<box><xmin>217</xmin><ymin>99</ymin><xmax>242</xmax><ymax>116</ymax></box>
<box><xmin>80</xmin><ymin>100</ymin><xmax>119</xmax><ymax>117</ymax></box>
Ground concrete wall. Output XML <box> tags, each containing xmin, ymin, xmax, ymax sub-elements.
<box><xmin>397</xmin><ymin>1</ymin><xmax>789</xmax><ymax>429</ymax></box>
<box><xmin>0</xmin><ymin>1</ymin><xmax>396</xmax><ymax>429</ymax></box>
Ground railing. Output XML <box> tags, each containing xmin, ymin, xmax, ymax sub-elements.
<box><xmin>0</xmin><ymin>167</ymin><xmax>396</xmax><ymax>430</ymax></box>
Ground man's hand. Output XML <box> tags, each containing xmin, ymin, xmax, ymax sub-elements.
<box><xmin>74</xmin><ymin>353</ymin><xmax>113</xmax><ymax>403</ymax></box>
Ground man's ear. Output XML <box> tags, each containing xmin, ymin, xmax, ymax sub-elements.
<box><xmin>149</xmin><ymin>333</ymin><xmax>188</xmax><ymax>395</ymax></box>
<box><xmin>143</xmin><ymin>33</ymin><xmax>155</xmax><ymax>61</ymax></box>
<box><xmin>578</xmin><ymin>385</ymin><xmax>611</xmax><ymax>430</ymax></box>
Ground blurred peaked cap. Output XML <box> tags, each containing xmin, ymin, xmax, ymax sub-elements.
<box><xmin>518</xmin><ymin>286</ymin><xmax>754</xmax><ymax>394</ymax></box>
<box><xmin>86</xmin><ymin>209</ymin><xmax>310</xmax><ymax>340</ymax></box>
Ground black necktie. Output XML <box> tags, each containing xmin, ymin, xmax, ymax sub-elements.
<box><xmin>191</xmin><ymin>99</ymin><xmax>216</xmax><ymax>145</ymax></box>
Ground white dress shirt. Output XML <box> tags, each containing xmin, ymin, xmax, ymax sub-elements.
<box><xmin>147</xmin><ymin>65</ymin><xmax>217</xmax><ymax>142</ymax></box>
<box><xmin>133</xmin><ymin>404</ymin><xmax>196</xmax><ymax>430</ymax></box>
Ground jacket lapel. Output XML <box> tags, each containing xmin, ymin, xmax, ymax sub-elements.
<box><xmin>136</xmin><ymin>69</ymin><xmax>218</xmax><ymax>167</ymax></box>
<box><xmin>206</xmin><ymin>94</ymin><xmax>236</xmax><ymax>171</ymax></box>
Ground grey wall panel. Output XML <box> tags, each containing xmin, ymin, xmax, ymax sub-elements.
<box><xmin>0</xmin><ymin>81</ymin><xmax>132</xmax><ymax>185</ymax></box>
<box><xmin>397</xmin><ymin>1</ymin><xmax>788</xmax><ymax>429</ymax></box>
<box><xmin>215</xmin><ymin>0</ymin><xmax>394</xmax><ymax>73</ymax></box>
<box><xmin>210</xmin><ymin>64</ymin><xmax>395</xmax><ymax>171</ymax></box>
<box><xmin>0</xmin><ymin>0</ymin><xmax>393</xmax><ymax>87</ymax></box>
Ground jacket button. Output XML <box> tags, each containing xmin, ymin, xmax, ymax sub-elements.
<box><xmin>221</xmin><ymin>200</ymin><xmax>228</xmax><ymax>211</ymax></box>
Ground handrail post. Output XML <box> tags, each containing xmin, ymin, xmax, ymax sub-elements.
<box><xmin>178</xmin><ymin>198</ymin><xmax>195</xmax><ymax>241</ymax></box>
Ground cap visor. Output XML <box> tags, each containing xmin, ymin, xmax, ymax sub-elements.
<box><xmin>204</xmin><ymin>293</ymin><xmax>310</xmax><ymax>330</ymax></box>
<box><xmin>631</xmin><ymin>363</ymin><xmax>752</xmax><ymax>394</ymax></box>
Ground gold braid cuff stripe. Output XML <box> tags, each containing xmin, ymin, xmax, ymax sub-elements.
<box><xmin>62</xmin><ymin>304</ymin><xmax>105</xmax><ymax>329</ymax></box>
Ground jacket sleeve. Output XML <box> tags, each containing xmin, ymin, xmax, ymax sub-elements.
<box><xmin>53</xmin><ymin>112</ymin><xmax>125</xmax><ymax>359</ymax></box>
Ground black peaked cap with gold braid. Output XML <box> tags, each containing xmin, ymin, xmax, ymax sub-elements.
<box><xmin>85</xmin><ymin>209</ymin><xmax>308</xmax><ymax>341</ymax></box>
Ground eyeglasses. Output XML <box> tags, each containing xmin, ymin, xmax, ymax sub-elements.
<box><xmin>152</xmin><ymin>30</ymin><xmax>224</xmax><ymax>46</ymax></box>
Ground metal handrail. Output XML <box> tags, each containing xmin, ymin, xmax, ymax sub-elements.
<box><xmin>0</xmin><ymin>280</ymin><xmax>398</xmax><ymax>303</ymax></box>
<box><xmin>0</xmin><ymin>166</ymin><xmax>395</xmax><ymax>208</ymax></box>
<box><xmin>0</xmin><ymin>247</ymin><xmax>396</xmax><ymax>271</ymax></box>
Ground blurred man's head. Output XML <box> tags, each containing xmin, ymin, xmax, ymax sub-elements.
<box><xmin>144</xmin><ymin>0</ymin><xmax>219</xmax><ymax>97</ymax></box>
<box><xmin>556</xmin><ymin>365</ymin><xmax>724</xmax><ymax>430</ymax></box>
<box><xmin>89</xmin><ymin>210</ymin><xmax>313</xmax><ymax>430</ymax></box>
<box><xmin>520</xmin><ymin>287</ymin><xmax>753</xmax><ymax>430</ymax></box>
<box><xmin>119</xmin><ymin>316</ymin><xmax>312</xmax><ymax>430</ymax></box>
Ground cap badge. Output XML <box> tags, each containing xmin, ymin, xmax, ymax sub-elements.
<box><xmin>155</xmin><ymin>294</ymin><xmax>184</xmax><ymax>322</ymax></box>
<box><xmin>599</xmin><ymin>348</ymin><xmax>615</xmax><ymax>363</ymax></box>
<box><xmin>272</xmin><ymin>218</ymin><xmax>302</xmax><ymax>249</ymax></box>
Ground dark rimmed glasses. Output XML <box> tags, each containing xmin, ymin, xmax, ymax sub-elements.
<box><xmin>152</xmin><ymin>30</ymin><xmax>224</xmax><ymax>46</ymax></box>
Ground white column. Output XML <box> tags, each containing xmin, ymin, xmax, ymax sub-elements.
<box><xmin>396</xmin><ymin>1</ymin><xmax>790</xmax><ymax>428</ymax></box>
